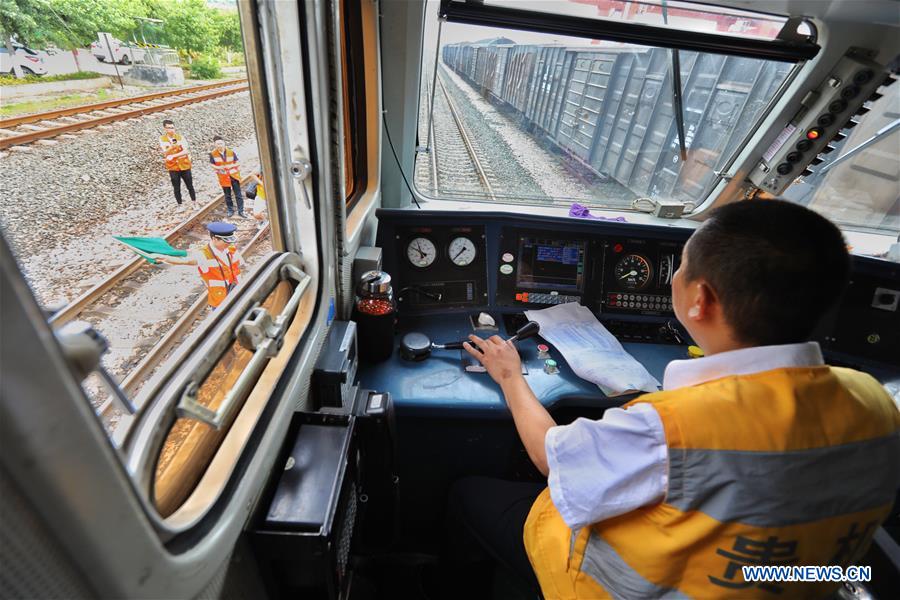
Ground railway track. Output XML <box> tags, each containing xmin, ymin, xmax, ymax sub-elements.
<box><xmin>0</xmin><ymin>79</ymin><xmax>249</xmax><ymax>150</ymax></box>
<box><xmin>435</xmin><ymin>70</ymin><xmax>497</xmax><ymax>201</ymax></box>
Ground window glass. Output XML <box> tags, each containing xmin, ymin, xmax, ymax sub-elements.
<box><xmin>0</xmin><ymin>3</ymin><xmax>274</xmax><ymax>440</ymax></box>
<box><xmin>415</xmin><ymin>0</ymin><xmax>795</xmax><ymax>213</ymax></box>
<box><xmin>782</xmin><ymin>80</ymin><xmax>899</xmax><ymax>236</ymax></box>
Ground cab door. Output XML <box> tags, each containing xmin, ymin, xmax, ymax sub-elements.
<box><xmin>0</xmin><ymin>1</ymin><xmax>339</xmax><ymax>597</ymax></box>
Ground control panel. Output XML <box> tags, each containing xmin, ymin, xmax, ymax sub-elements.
<box><xmin>750</xmin><ymin>52</ymin><xmax>889</xmax><ymax>194</ymax></box>
<box><xmin>600</xmin><ymin>238</ymin><xmax>682</xmax><ymax>315</ymax></box>
<box><xmin>375</xmin><ymin>210</ymin><xmax>898</xmax><ymax>368</ymax></box>
<box><xmin>496</xmin><ymin>229</ymin><xmax>597</xmax><ymax>308</ymax></box>
<box><xmin>394</xmin><ymin>225</ymin><xmax>487</xmax><ymax>309</ymax></box>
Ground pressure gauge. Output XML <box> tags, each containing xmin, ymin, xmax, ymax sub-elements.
<box><xmin>407</xmin><ymin>237</ymin><xmax>437</xmax><ymax>268</ymax></box>
<box><xmin>448</xmin><ymin>236</ymin><xmax>477</xmax><ymax>267</ymax></box>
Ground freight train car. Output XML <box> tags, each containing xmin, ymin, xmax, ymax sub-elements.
<box><xmin>443</xmin><ymin>42</ymin><xmax>792</xmax><ymax>203</ymax></box>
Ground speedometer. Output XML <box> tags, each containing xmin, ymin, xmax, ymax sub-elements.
<box><xmin>614</xmin><ymin>254</ymin><xmax>652</xmax><ymax>290</ymax></box>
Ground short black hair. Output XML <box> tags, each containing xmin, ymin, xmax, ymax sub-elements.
<box><xmin>213</xmin><ymin>135</ymin><xmax>223</xmax><ymax>142</ymax></box>
<box><xmin>684</xmin><ymin>199</ymin><xmax>849</xmax><ymax>346</ymax></box>
<box><xmin>162</xmin><ymin>119</ymin><xmax>174</xmax><ymax>126</ymax></box>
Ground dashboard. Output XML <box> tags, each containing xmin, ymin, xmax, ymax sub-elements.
<box><xmin>376</xmin><ymin>209</ymin><xmax>900</xmax><ymax>369</ymax></box>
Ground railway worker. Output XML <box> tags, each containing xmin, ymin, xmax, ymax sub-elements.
<box><xmin>454</xmin><ymin>200</ymin><xmax>900</xmax><ymax>599</ymax></box>
<box><xmin>246</xmin><ymin>171</ymin><xmax>268</xmax><ymax>230</ymax></box>
<box><xmin>159</xmin><ymin>119</ymin><xmax>197</xmax><ymax>206</ymax></box>
<box><xmin>209</xmin><ymin>135</ymin><xmax>246</xmax><ymax>218</ymax></box>
<box><xmin>156</xmin><ymin>222</ymin><xmax>242</xmax><ymax>309</ymax></box>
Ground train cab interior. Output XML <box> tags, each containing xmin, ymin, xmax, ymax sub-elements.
<box><xmin>1</xmin><ymin>0</ymin><xmax>899</xmax><ymax>598</ymax></box>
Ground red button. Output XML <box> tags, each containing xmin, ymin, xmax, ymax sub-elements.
<box><xmin>537</xmin><ymin>344</ymin><xmax>549</xmax><ymax>352</ymax></box>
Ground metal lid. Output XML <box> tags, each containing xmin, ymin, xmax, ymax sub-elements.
<box><xmin>358</xmin><ymin>270</ymin><xmax>392</xmax><ymax>295</ymax></box>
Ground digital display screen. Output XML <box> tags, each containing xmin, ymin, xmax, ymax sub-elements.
<box><xmin>516</xmin><ymin>237</ymin><xmax>586</xmax><ymax>292</ymax></box>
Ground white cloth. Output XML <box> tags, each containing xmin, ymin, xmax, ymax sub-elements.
<box><xmin>252</xmin><ymin>195</ymin><xmax>267</xmax><ymax>217</ymax></box>
<box><xmin>545</xmin><ymin>341</ymin><xmax>826</xmax><ymax>529</ymax></box>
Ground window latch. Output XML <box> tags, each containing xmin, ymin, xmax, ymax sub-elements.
<box><xmin>176</xmin><ymin>265</ymin><xmax>310</xmax><ymax>429</ymax></box>
<box><xmin>55</xmin><ymin>321</ymin><xmax>136</xmax><ymax>415</ymax></box>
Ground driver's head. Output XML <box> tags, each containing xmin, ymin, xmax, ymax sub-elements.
<box><xmin>671</xmin><ymin>199</ymin><xmax>849</xmax><ymax>350</ymax></box>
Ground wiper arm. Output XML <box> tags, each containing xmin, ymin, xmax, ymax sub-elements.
<box><xmin>662</xmin><ymin>0</ymin><xmax>687</xmax><ymax>162</ymax></box>
<box><xmin>671</xmin><ymin>50</ymin><xmax>687</xmax><ymax>162</ymax></box>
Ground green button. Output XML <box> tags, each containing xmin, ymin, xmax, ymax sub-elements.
<box><xmin>545</xmin><ymin>359</ymin><xmax>557</xmax><ymax>368</ymax></box>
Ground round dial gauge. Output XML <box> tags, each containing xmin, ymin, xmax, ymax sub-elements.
<box><xmin>448</xmin><ymin>236</ymin><xmax>477</xmax><ymax>267</ymax></box>
<box><xmin>615</xmin><ymin>254</ymin><xmax>652</xmax><ymax>290</ymax></box>
<box><xmin>407</xmin><ymin>237</ymin><xmax>437</xmax><ymax>268</ymax></box>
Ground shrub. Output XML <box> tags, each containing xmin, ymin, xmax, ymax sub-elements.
<box><xmin>0</xmin><ymin>71</ymin><xmax>105</xmax><ymax>86</ymax></box>
<box><xmin>188</xmin><ymin>54</ymin><xmax>222</xmax><ymax>79</ymax></box>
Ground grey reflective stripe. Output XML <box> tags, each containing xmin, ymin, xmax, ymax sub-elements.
<box><xmin>581</xmin><ymin>533</ymin><xmax>688</xmax><ymax>599</ymax></box>
<box><xmin>667</xmin><ymin>432</ymin><xmax>900</xmax><ymax>527</ymax></box>
<box><xmin>570</xmin><ymin>528</ymin><xmax>580</xmax><ymax>564</ymax></box>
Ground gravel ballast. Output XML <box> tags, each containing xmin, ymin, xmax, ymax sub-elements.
<box><xmin>0</xmin><ymin>91</ymin><xmax>259</xmax><ymax>308</ymax></box>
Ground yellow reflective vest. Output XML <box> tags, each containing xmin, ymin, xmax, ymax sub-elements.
<box><xmin>525</xmin><ymin>366</ymin><xmax>900</xmax><ymax>599</ymax></box>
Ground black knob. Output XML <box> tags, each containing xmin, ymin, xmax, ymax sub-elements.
<box><xmin>829</xmin><ymin>99</ymin><xmax>848</xmax><ymax>113</ymax></box>
<box><xmin>776</xmin><ymin>162</ymin><xmax>793</xmax><ymax>175</ymax></box>
<box><xmin>817</xmin><ymin>113</ymin><xmax>836</xmax><ymax>127</ymax></box>
<box><xmin>796</xmin><ymin>139</ymin><xmax>813</xmax><ymax>152</ymax></box>
<box><xmin>512</xmin><ymin>320</ymin><xmax>541</xmax><ymax>342</ymax></box>
<box><xmin>786</xmin><ymin>151</ymin><xmax>802</xmax><ymax>163</ymax></box>
<box><xmin>840</xmin><ymin>86</ymin><xmax>860</xmax><ymax>100</ymax></box>
<box><xmin>853</xmin><ymin>69</ymin><xmax>873</xmax><ymax>85</ymax></box>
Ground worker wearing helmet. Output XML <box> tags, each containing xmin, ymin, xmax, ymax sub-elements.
<box><xmin>157</xmin><ymin>222</ymin><xmax>243</xmax><ymax>308</ymax></box>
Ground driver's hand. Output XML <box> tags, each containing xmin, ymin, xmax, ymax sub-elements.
<box><xmin>463</xmin><ymin>335</ymin><xmax>523</xmax><ymax>385</ymax></box>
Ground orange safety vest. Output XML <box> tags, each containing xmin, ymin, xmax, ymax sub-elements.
<box><xmin>525</xmin><ymin>366</ymin><xmax>900</xmax><ymax>599</ymax></box>
<box><xmin>160</xmin><ymin>133</ymin><xmax>192</xmax><ymax>171</ymax></box>
<box><xmin>210</xmin><ymin>148</ymin><xmax>241</xmax><ymax>188</ymax></box>
<box><xmin>197</xmin><ymin>244</ymin><xmax>241</xmax><ymax>307</ymax></box>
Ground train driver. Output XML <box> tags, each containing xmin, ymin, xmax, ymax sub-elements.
<box><xmin>455</xmin><ymin>200</ymin><xmax>900</xmax><ymax>599</ymax></box>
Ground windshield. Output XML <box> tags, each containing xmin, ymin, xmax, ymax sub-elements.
<box><xmin>414</xmin><ymin>0</ymin><xmax>795</xmax><ymax>214</ymax></box>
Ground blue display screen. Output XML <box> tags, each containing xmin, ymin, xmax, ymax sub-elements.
<box><xmin>517</xmin><ymin>237</ymin><xmax>585</xmax><ymax>291</ymax></box>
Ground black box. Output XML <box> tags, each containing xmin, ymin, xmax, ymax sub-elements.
<box><xmin>252</xmin><ymin>413</ymin><xmax>358</xmax><ymax>599</ymax></box>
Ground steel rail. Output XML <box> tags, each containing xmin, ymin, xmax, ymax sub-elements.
<box><xmin>437</xmin><ymin>73</ymin><xmax>496</xmax><ymax>201</ymax></box>
<box><xmin>49</xmin><ymin>175</ymin><xmax>252</xmax><ymax>327</ymax></box>
<box><xmin>0</xmin><ymin>84</ymin><xmax>249</xmax><ymax>149</ymax></box>
<box><xmin>0</xmin><ymin>78</ymin><xmax>247</xmax><ymax>129</ymax></box>
<box><xmin>101</xmin><ymin>223</ymin><xmax>271</xmax><ymax>416</ymax></box>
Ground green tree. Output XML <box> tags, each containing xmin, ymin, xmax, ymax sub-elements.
<box><xmin>153</xmin><ymin>0</ymin><xmax>217</xmax><ymax>54</ymax></box>
<box><xmin>212</xmin><ymin>9</ymin><xmax>242</xmax><ymax>52</ymax></box>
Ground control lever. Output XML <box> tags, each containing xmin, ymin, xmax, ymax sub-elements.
<box><xmin>400</xmin><ymin>320</ymin><xmax>540</xmax><ymax>361</ymax></box>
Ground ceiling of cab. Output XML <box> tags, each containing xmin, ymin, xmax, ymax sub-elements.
<box><xmin>694</xmin><ymin>0</ymin><xmax>900</xmax><ymax>26</ymax></box>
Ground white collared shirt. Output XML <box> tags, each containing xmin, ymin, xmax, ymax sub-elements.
<box><xmin>545</xmin><ymin>342</ymin><xmax>825</xmax><ymax>529</ymax></box>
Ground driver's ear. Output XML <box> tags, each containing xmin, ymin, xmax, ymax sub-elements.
<box><xmin>692</xmin><ymin>281</ymin><xmax>718</xmax><ymax>320</ymax></box>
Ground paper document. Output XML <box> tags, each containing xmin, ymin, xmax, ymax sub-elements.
<box><xmin>525</xmin><ymin>303</ymin><xmax>660</xmax><ymax>396</ymax></box>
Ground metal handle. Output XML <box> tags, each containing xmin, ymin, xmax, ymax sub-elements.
<box><xmin>176</xmin><ymin>266</ymin><xmax>310</xmax><ymax>428</ymax></box>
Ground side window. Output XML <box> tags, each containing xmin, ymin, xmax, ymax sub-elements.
<box><xmin>0</xmin><ymin>2</ymin><xmax>312</xmax><ymax>524</ymax></box>
<box><xmin>341</xmin><ymin>0</ymin><xmax>380</xmax><ymax>230</ymax></box>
